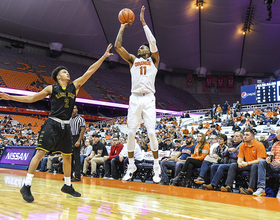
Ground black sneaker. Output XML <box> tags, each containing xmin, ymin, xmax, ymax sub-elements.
<box><xmin>81</xmin><ymin>172</ymin><xmax>87</xmax><ymax>177</ymax></box>
<box><xmin>20</xmin><ymin>184</ymin><xmax>34</xmax><ymax>203</ymax></box>
<box><xmin>240</xmin><ymin>187</ymin><xmax>253</xmax><ymax>195</ymax></box>
<box><xmin>71</xmin><ymin>177</ymin><xmax>81</xmax><ymax>182</ymax></box>
<box><xmin>159</xmin><ymin>182</ymin><xmax>169</xmax><ymax>185</ymax></box>
<box><xmin>61</xmin><ymin>184</ymin><xmax>81</xmax><ymax>197</ymax></box>
<box><xmin>89</xmin><ymin>173</ymin><xmax>98</xmax><ymax>178</ymax></box>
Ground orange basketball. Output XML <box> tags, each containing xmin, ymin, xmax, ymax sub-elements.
<box><xmin>118</xmin><ymin>8</ymin><xmax>135</xmax><ymax>24</ymax></box>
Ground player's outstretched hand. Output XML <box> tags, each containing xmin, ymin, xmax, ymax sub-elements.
<box><xmin>0</xmin><ymin>92</ymin><xmax>10</xmax><ymax>100</ymax></box>
<box><xmin>121</xmin><ymin>20</ymin><xmax>133</xmax><ymax>28</ymax></box>
<box><xmin>140</xmin><ymin>6</ymin><xmax>146</xmax><ymax>25</ymax></box>
<box><xmin>103</xmin><ymin>44</ymin><xmax>113</xmax><ymax>58</ymax></box>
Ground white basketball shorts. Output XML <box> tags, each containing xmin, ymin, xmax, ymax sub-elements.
<box><xmin>127</xmin><ymin>93</ymin><xmax>156</xmax><ymax>129</ymax></box>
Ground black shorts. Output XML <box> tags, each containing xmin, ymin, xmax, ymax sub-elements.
<box><xmin>36</xmin><ymin>118</ymin><xmax>72</xmax><ymax>155</ymax></box>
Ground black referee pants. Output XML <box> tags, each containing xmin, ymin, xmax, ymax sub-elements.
<box><xmin>71</xmin><ymin>135</ymin><xmax>81</xmax><ymax>179</ymax></box>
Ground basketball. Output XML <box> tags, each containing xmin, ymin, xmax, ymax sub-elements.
<box><xmin>118</xmin><ymin>8</ymin><xmax>135</xmax><ymax>24</ymax></box>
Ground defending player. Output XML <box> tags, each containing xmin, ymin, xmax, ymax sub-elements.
<box><xmin>114</xmin><ymin>6</ymin><xmax>161</xmax><ymax>182</ymax></box>
<box><xmin>0</xmin><ymin>44</ymin><xmax>113</xmax><ymax>202</ymax></box>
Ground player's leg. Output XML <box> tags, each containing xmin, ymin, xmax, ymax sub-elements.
<box><xmin>60</xmin><ymin>154</ymin><xmax>81</xmax><ymax>197</ymax></box>
<box><xmin>123</xmin><ymin>94</ymin><xmax>141</xmax><ymax>181</ymax></box>
<box><xmin>142</xmin><ymin>94</ymin><xmax>161</xmax><ymax>183</ymax></box>
<box><xmin>122</xmin><ymin>127</ymin><xmax>138</xmax><ymax>181</ymax></box>
<box><xmin>60</xmin><ymin>125</ymin><xmax>81</xmax><ymax>197</ymax></box>
<box><xmin>20</xmin><ymin>119</ymin><xmax>55</xmax><ymax>202</ymax></box>
<box><xmin>20</xmin><ymin>149</ymin><xmax>46</xmax><ymax>203</ymax></box>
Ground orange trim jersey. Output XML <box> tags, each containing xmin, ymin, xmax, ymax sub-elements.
<box><xmin>192</xmin><ymin>143</ymin><xmax>210</xmax><ymax>161</ymax></box>
<box><xmin>130</xmin><ymin>57</ymin><xmax>157</xmax><ymax>94</ymax></box>
<box><xmin>237</xmin><ymin>139</ymin><xmax>267</xmax><ymax>162</ymax></box>
<box><xmin>271</xmin><ymin>141</ymin><xmax>280</xmax><ymax>162</ymax></box>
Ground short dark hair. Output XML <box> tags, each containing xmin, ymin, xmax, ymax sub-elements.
<box><xmin>244</xmin><ymin>128</ymin><xmax>255</xmax><ymax>136</ymax></box>
<box><xmin>112</xmin><ymin>134</ymin><xmax>119</xmax><ymax>140</ymax></box>
<box><xmin>219</xmin><ymin>134</ymin><xmax>228</xmax><ymax>142</ymax></box>
<box><xmin>143</xmin><ymin>43</ymin><xmax>150</xmax><ymax>50</ymax></box>
<box><xmin>51</xmin><ymin>66</ymin><xmax>68</xmax><ymax>83</ymax></box>
<box><xmin>143</xmin><ymin>43</ymin><xmax>151</xmax><ymax>56</ymax></box>
<box><xmin>92</xmin><ymin>133</ymin><xmax>100</xmax><ymax>138</ymax></box>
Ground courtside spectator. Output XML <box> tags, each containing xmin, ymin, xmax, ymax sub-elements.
<box><xmin>203</xmin><ymin>132</ymin><xmax>243</xmax><ymax>191</ymax></box>
<box><xmin>194</xmin><ymin>134</ymin><xmax>228</xmax><ymax>185</ymax></box>
<box><xmin>253</xmin><ymin>128</ymin><xmax>280</xmax><ymax>196</ymax></box>
<box><xmin>170</xmin><ymin>133</ymin><xmax>210</xmax><ymax>187</ymax></box>
<box><xmin>160</xmin><ymin>136</ymin><xmax>195</xmax><ymax>185</ymax></box>
<box><xmin>220</xmin><ymin>129</ymin><xmax>266</xmax><ymax>194</ymax></box>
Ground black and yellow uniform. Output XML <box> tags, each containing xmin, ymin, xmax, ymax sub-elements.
<box><xmin>37</xmin><ymin>83</ymin><xmax>76</xmax><ymax>154</ymax></box>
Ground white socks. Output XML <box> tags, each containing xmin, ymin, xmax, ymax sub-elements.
<box><xmin>64</xmin><ymin>177</ymin><xmax>71</xmax><ymax>186</ymax></box>
<box><xmin>154</xmin><ymin>159</ymin><xmax>159</xmax><ymax>167</ymax></box>
<box><xmin>128</xmin><ymin>158</ymin><xmax>135</xmax><ymax>166</ymax></box>
<box><xmin>25</xmin><ymin>173</ymin><xmax>34</xmax><ymax>186</ymax></box>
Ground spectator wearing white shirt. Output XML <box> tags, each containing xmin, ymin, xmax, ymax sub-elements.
<box><xmin>111</xmin><ymin>140</ymin><xmax>143</xmax><ymax>180</ymax></box>
<box><xmin>80</xmin><ymin>140</ymin><xmax>93</xmax><ymax>170</ymax></box>
<box><xmin>263</xmin><ymin>123</ymin><xmax>275</xmax><ymax>133</ymax></box>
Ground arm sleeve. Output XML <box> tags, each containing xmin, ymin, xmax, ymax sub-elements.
<box><xmin>143</xmin><ymin>25</ymin><xmax>158</xmax><ymax>53</ymax></box>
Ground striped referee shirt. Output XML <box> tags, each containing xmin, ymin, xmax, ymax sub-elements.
<box><xmin>69</xmin><ymin>115</ymin><xmax>86</xmax><ymax>136</ymax></box>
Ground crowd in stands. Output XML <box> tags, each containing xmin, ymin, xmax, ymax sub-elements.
<box><xmin>1</xmin><ymin>101</ymin><xmax>280</xmax><ymax>197</ymax></box>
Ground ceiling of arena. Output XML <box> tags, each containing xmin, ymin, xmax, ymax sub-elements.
<box><xmin>0</xmin><ymin>0</ymin><xmax>280</xmax><ymax>76</ymax></box>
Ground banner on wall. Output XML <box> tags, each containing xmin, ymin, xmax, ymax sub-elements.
<box><xmin>206</xmin><ymin>76</ymin><xmax>212</xmax><ymax>87</ymax></box>
<box><xmin>228</xmin><ymin>76</ymin><xmax>233</xmax><ymax>88</ymax></box>
<box><xmin>0</xmin><ymin>146</ymin><xmax>36</xmax><ymax>170</ymax></box>
<box><xmin>217</xmin><ymin>76</ymin><xmax>224</xmax><ymax>87</ymax></box>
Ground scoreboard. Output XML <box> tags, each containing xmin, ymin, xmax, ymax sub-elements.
<box><xmin>241</xmin><ymin>81</ymin><xmax>280</xmax><ymax>105</ymax></box>
<box><xmin>256</xmin><ymin>82</ymin><xmax>277</xmax><ymax>103</ymax></box>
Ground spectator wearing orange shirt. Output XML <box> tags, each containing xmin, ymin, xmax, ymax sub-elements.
<box><xmin>170</xmin><ymin>133</ymin><xmax>210</xmax><ymax>187</ymax></box>
<box><xmin>255</xmin><ymin>108</ymin><xmax>262</xmax><ymax>116</ymax></box>
<box><xmin>215</xmin><ymin>124</ymin><xmax>222</xmax><ymax>131</ymax></box>
<box><xmin>191</xmin><ymin>127</ymin><xmax>195</xmax><ymax>134</ymax></box>
<box><xmin>267</xmin><ymin>110</ymin><xmax>273</xmax><ymax>118</ymax></box>
<box><xmin>221</xmin><ymin>129</ymin><xmax>266</xmax><ymax>194</ymax></box>
<box><xmin>253</xmin><ymin>128</ymin><xmax>280</xmax><ymax>196</ymax></box>
<box><xmin>204</xmin><ymin>122</ymin><xmax>210</xmax><ymax>129</ymax></box>
<box><xmin>182</xmin><ymin>126</ymin><xmax>189</xmax><ymax>135</ymax></box>
<box><xmin>205</xmin><ymin>128</ymin><xmax>212</xmax><ymax>136</ymax></box>
<box><xmin>216</xmin><ymin>104</ymin><xmax>221</xmax><ymax>113</ymax></box>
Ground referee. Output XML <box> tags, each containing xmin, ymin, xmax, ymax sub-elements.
<box><xmin>70</xmin><ymin>105</ymin><xmax>85</xmax><ymax>181</ymax></box>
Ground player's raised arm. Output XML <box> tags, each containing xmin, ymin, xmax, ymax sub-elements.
<box><xmin>0</xmin><ymin>85</ymin><xmax>52</xmax><ymax>103</ymax></box>
<box><xmin>140</xmin><ymin>6</ymin><xmax>159</xmax><ymax>68</ymax></box>
<box><xmin>73</xmin><ymin>44</ymin><xmax>113</xmax><ymax>93</ymax></box>
<box><xmin>114</xmin><ymin>23</ymin><xmax>136</xmax><ymax>68</ymax></box>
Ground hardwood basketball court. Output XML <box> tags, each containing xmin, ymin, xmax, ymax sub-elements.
<box><xmin>0</xmin><ymin>168</ymin><xmax>279</xmax><ymax>219</ymax></box>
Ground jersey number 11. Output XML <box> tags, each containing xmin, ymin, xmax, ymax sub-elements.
<box><xmin>140</xmin><ymin>66</ymin><xmax>147</xmax><ymax>75</ymax></box>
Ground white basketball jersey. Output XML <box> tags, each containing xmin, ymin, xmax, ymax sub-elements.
<box><xmin>130</xmin><ymin>57</ymin><xmax>157</xmax><ymax>94</ymax></box>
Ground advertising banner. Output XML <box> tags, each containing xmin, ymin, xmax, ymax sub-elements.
<box><xmin>241</xmin><ymin>84</ymin><xmax>256</xmax><ymax>105</ymax></box>
<box><xmin>0</xmin><ymin>146</ymin><xmax>36</xmax><ymax>170</ymax></box>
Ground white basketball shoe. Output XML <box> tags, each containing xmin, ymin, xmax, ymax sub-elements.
<box><xmin>153</xmin><ymin>164</ymin><xmax>161</xmax><ymax>183</ymax></box>
<box><xmin>122</xmin><ymin>164</ymin><xmax>137</xmax><ymax>181</ymax></box>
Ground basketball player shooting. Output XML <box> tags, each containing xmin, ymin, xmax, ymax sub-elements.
<box><xmin>0</xmin><ymin>44</ymin><xmax>113</xmax><ymax>202</ymax></box>
<box><xmin>114</xmin><ymin>6</ymin><xmax>161</xmax><ymax>183</ymax></box>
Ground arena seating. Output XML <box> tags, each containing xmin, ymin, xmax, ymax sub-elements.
<box><xmin>0</xmin><ymin>69</ymin><xmax>43</xmax><ymax>91</ymax></box>
<box><xmin>0</xmin><ymin>47</ymin><xmax>203</xmax><ymax>110</ymax></box>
